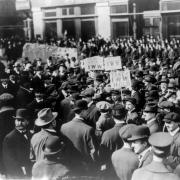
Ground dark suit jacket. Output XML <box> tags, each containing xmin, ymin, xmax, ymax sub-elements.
<box><xmin>60</xmin><ymin>117</ymin><xmax>99</xmax><ymax>168</ymax></box>
<box><xmin>0</xmin><ymin>83</ymin><xmax>14</xmax><ymax>96</ymax></box>
<box><xmin>31</xmin><ymin>75</ymin><xmax>44</xmax><ymax>91</ymax></box>
<box><xmin>3</xmin><ymin>129</ymin><xmax>32</xmax><ymax>179</ymax></box>
<box><xmin>16</xmin><ymin>86</ymin><xmax>34</xmax><ymax>108</ymax></box>
<box><xmin>0</xmin><ymin>106</ymin><xmax>15</xmax><ymax>174</ymax></box>
<box><xmin>82</xmin><ymin>102</ymin><xmax>101</xmax><ymax>128</ymax></box>
<box><xmin>100</xmin><ymin>123</ymin><xmax>124</xmax><ymax>165</ymax></box>
<box><xmin>111</xmin><ymin>147</ymin><xmax>139</xmax><ymax>180</ymax></box>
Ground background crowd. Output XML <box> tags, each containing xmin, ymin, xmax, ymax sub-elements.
<box><xmin>0</xmin><ymin>35</ymin><xmax>180</xmax><ymax>180</ymax></box>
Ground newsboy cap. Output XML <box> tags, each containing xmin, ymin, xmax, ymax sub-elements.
<box><xmin>96</xmin><ymin>101</ymin><xmax>111</xmax><ymax>111</ymax></box>
<box><xmin>159</xmin><ymin>101</ymin><xmax>174</xmax><ymax>109</ymax></box>
<box><xmin>163</xmin><ymin>112</ymin><xmax>180</xmax><ymax>123</ymax></box>
<box><xmin>112</xmin><ymin>104</ymin><xmax>127</xmax><ymax>119</ymax></box>
<box><xmin>144</xmin><ymin>104</ymin><xmax>157</xmax><ymax>113</ymax></box>
<box><xmin>125</xmin><ymin>97</ymin><xmax>136</xmax><ymax>107</ymax></box>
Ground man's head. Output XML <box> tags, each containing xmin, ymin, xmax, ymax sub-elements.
<box><xmin>163</xmin><ymin>112</ymin><xmax>180</xmax><ymax>133</ymax></box>
<box><xmin>13</xmin><ymin>109</ymin><xmax>31</xmax><ymax>131</ymax></box>
<box><xmin>142</xmin><ymin>104</ymin><xmax>157</xmax><ymax>121</ymax></box>
<box><xmin>125</xmin><ymin>98</ymin><xmax>136</xmax><ymax>111</ymax></box>
<box><xmin>128</xmin><ymin>126</ymin><xmax>150</xmax><ymax>154</ymax></box>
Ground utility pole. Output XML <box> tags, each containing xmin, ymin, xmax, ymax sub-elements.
<box><xmin>133</xmin><ymin>3</ymin><xmax>137</xmax><ymax>39</ymax></box>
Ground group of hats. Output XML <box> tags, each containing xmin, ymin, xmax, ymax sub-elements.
<box><xmin>119</xmin><ymin>124</ymin><xmax>173</xmax><ymax>155</ymax></box>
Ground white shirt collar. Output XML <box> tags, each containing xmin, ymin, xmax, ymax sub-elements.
<box><xmin>147</xmin><ymin>117</ymin><xmax>156</xmax><ymax>124</ymax></box>
<box><xmin>169</xmin><ymin>127</ymin><xmax>180</xmax><ymax>137</ymax></box>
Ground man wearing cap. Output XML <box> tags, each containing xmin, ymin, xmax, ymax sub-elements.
<box><xmin>32</xmin><ymin>136</ymin><xmax>72</xmax><ymax>180</ymax></box>
<box><xmin>111</xmin><ymin>124</ymin><xmax>139</xmax><ymax>180</ymax></box>
<box><xmin>3</xmin><ymin>109</ymin><xmax>33</xmax><ymax>179</ymax></box>
<box><xmin>131</xmin><ymin>132</ymin><xmax>180</xmax><ymax>180</ymax></box>
<box><xmin>125</xmin><ymin>98</ymin><xmax>140</xmax><ymax>125</ymax></box>
<box><xmin>31</xmin><ymin>66</ymin><xmax>45</xmax><ymax>91</ymax></box>
<box><xmin>96</xmin><ymin>101</ymin><xmax>114</xmax><ymax>133</ymax></box>
<box><xmin>163</xmin><ymin>112</ymin><xmax>180</xmax><ymax>169</ymax></box>
<box><xmin>61</xmin><ymin>100</ymin><xmax>99</xmax><ymax>174</ymax></box>
<box><xmin>111</xmin><ymin>90</ymin><xmax>121</xmax><ymax>105</ymax></box>
<box><xmin>0</xmin><ymin>73</ymin><xmax>14</xmax><ymax>96</ymax></box>
<box><xmin>99</xmin><ymin>104</ymin><xmax>125</xmax><ymax>178</ymax></box>
<box><xmin>30</xmin><ymin>108</ymin><xmax>59</xmax><ymax>162</ymax></box>
<box><xmin>129</xmin><ymin>126</ymin><xmax>153</xmax><ymax>168</ymax></box>
<box><xmin>80</xmin><ymin>88</ymin><xmax>100</xmax><ymax>128</ymax></box>
<box><xmin>142</xmin><ymin>104</ymin><xmax>160</xmax><ymax>134</ymax></box>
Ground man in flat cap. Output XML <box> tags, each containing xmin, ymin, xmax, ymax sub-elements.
<box><xmin>129</xmin><ymin>125</ymin><xmax>153</xmax><ymax>168</ymax></box>
<box><xmin>125</xmin><ymin>98</ymin><xmax>141</xmax><ymax>125</ymax></box>
<box><xmin>80</xmin><ymin>88</ymin><xmax>100</xmax><ymax>128</ymax></box>
<box><xmin>142</xmin><ymin>104</ymin><xmax>161</xmax><ymax>134</ymax></box>
<box><xmin>99</xmin><ymin>104</ymin><xmax>125</xmax><ymax>178</ymax></box>
<box><xmin>111</xmin><ymin>124</ymin><xmax>139</xmax><ymax>180</ymax></box>
<box><xmin>132</xmin><ymin>132</ymin><xmax>179</xmax><ymax>180</ymax></box>
<box><xmin>163</xmin><ymin>112</ymin><xmax>180</xmax><ymax>169</ymax></box>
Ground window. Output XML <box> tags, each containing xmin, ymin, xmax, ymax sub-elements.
<box><xmin>144</xmin><ymin>18</ymin><xmax>151</xmax><ymax>27</ymax></box>
<box><xmin>81</xmin><ymin>4</ymin><xmax>95</xmax><ymax>15</ymax></box>
<box><xmin>69</xmin><ymin>7</ymin><xmax>74</xmax><ymax>15</ymax></box>
<box><xmin>62</xmin><ymin>8</ymin><xmax>67</xmax><ymax>15</ymax></box>
<box><xmin>44</xmin><ymin>12</ymin><xmax>56</xmax><ymax>17</ymax></box>
<box><xmin>110</xmin><ymin>5</ymin><xmax>128</xmax><ymax>14</ymax></box>
<box><xmin>153</xmin><ymin>18</ymin><xmax>160</xmax><ymax>27</ymax></box>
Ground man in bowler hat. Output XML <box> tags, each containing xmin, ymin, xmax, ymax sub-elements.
<box><xmin>3</xmin><ymin>108</ymin><xmax>33</xmax><ymax>179</ymax></box>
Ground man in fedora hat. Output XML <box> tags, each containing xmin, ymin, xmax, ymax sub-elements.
<box><xmin>142</xmin><ymin>104</ymin><xmax>161</xmax><ymax>134</ymax></box>
<box><xmin>132</xmin><ymin>132</ymin><xmax>179</xmax><ymax>180</ymax></box>
<box><xmin>32</xmin><ymin>135</ymin><xmax>72</xmax><ymax>180</ymax></box>
<box><xmin>129</xmin><ymin>125</ymin><xmax>153</xmax><ymax>168</ymax></box>
<box><xmin>111</xmin><ymin>124</ymin><xmax>139</xmax><ymax>180</ymax></box>
<box><xmin>3</xmin><ymin>108</ymin><xmax>33</xmax><ymax>179</ymax></box>
<box><xmin>30</xmin><ymin>108</ymin><xmax>58</xmax><ymax>162</ymax></box>
<box><xmin>61</xmin><ymin>100</ymin><xmax>99</xmax><ymax>175</ymax></box>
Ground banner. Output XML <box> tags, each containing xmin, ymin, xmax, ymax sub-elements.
<box><xmin>104</xmin><ymin>56</ymin><xmax>122</xmax><ymax>71</ymax></box>
<box><xmin>22</xmin><ymin>43</ymin><xmax>78</xmax><ymax>62</ymax></box>
<box><xmin>52</xmin><ymin>47</ymin><xmax>77</xmax><ymax>59</ymax></box>
<box><xmin>84</xmin><ymin>56</ymin><xmax>104</xmax><ymax>71</ymax></box>
<box><xmin>110</xmin><ymin>70</ymin><xmax>131</xmax><ymax>89</ymax></box>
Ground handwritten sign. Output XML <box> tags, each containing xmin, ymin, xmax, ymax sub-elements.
<box><xmin>110</xmin><ymin>70</ymin><xmax>131</xmax><ymax>89</ymax></box>
<box><xmin>85</xmin><ymin>56</ymin><xmax>104</xmax><ymax>71</ymax></box>
<box><xmin>104</xmin><ymin>56</ymin><xmax>122</xmax><ymax>71</ymax></box>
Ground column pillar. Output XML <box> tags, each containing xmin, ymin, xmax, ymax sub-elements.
<box><xmin>96</xmin><ymin>2</ymin><xmax>111</xmax><ymax>39</ymax></box>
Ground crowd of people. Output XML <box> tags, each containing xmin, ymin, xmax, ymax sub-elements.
<box><xmin>0</xmin><ymin>35</ymin><xmax>180</xmax><ymax>180</ymax></box>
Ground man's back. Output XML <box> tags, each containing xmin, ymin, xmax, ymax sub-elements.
<box><xmin>132</xmin><ymin>161</ymin><xmax>180</xmax><ymax>180</ymax></box>
<box><xmin>111</xmin><ymin>147</ymin><xmax>139</xmax><ymax>180</ymax></box>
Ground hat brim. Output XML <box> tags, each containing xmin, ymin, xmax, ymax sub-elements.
<box><xmin>128</xmin><ymin>135</ymin><xmax>149</xmax><ymax>141</ymax></box>
<box><xmin>35</xmin><ymin>112</ymin><xmax>58</xmax><ymax>126</ymax></box>
<box><xmin>12</xmin><ymin>116</ymin><xmax>25</xmax><ymax>119</ymax></box>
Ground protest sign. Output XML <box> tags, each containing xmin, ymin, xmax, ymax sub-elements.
<box><xmin>85</xmin><ymin>56</ymin><xmax>104</xmax><ymax>71</ymax></box>
<box><xmin>22</xmin><ymin>43</ymin><xmax>78</xmax><ymax>62</ymax></box>
<box><xmin>110</xmin><ymin>70</ymin><xmax>131</xmax><ymax>89</ymax></box>
<box><xmin>104</xmin><ymin>56</ymin><xmax>122</xmax><ymax>71</ymax></box>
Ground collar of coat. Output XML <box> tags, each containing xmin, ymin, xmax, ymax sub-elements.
<box><xmin>144</xmin><ymin>161</ymin><xmax>171</xmax><ymax>173</ymax></box>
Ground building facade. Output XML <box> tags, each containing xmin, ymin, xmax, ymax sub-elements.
<box><xmin>160</xmin><ymin>0</ymin><xmax>180</xmax><ymax>39</ymax></box>
<box><xmin>16</xmin><ymin>0</ymin><xmax>161</xmax><ymax>40</ymax></box>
